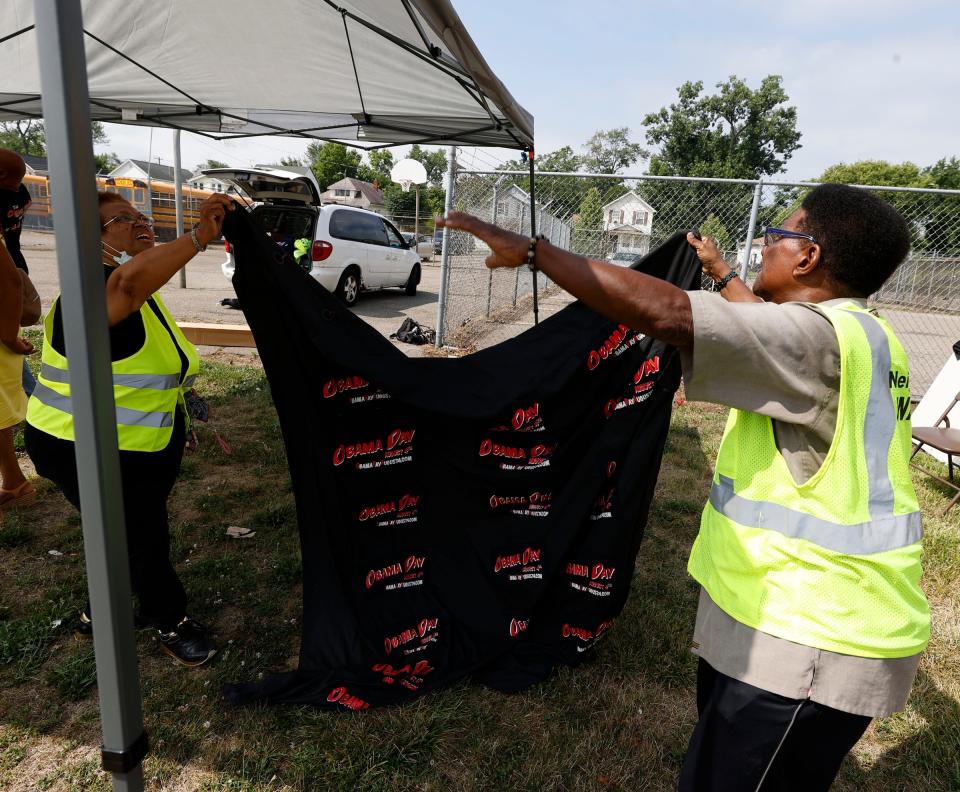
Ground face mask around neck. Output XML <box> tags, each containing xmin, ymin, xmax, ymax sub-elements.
<box><xmin>101</xmin><ymin>241</ymin><xmax>133</xmax><ymax>266</ymax></box>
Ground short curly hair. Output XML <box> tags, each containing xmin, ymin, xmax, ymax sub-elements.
<box><xmin>798</xmin><ymin>183</ymin><xmax>911</xmax><ymax>296</ymax></box>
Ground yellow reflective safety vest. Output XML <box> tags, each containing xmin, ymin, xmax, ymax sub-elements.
<box><xmin>26</xmin><ymin>292</ymin><xmax>200</xmax><ymax>452</ymax></box>
<box><xmin>688</xmin><ymin>302</ymin><xmax>929</xmax><ymax>659</ymax></box>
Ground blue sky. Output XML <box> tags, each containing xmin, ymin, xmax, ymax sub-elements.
<box><xmin>102</xmin><ymin>0</ymin><xmax>960</xmax><ymax>182</ymax></box>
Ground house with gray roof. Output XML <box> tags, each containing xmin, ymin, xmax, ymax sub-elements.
<box><xmin>321</xmin><ymin>177</ymin><xmax>385</xmax><ymax>212</ymax></box>
<box><xmin>108</xmin><ymin>158</ymin><xmax>178</xmax><ymax>183</ymax></box>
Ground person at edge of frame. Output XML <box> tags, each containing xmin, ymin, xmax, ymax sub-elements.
<box><xmin>0</xmin><ymin>229</ymin><xmax>37</xmax><ymax>511</ymax></box>
<box><xmin>0</xmin><ymin>149</ymin><xmax>38</xmax><ymax>398</ymax></box>
<box><xmin>436</xmin><ymin>182</ymin><xmax>929</xmax><ymax>792</ymax></box>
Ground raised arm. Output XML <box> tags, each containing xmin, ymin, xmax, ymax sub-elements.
<box><xmin>105</xmin><ymin>195</ymin><xmax>235</xmax><ymax>326</ymax></box>
<box><xmin>437</xmin><ymin>212</ymin><xmax>694</xmax><ymax>348</ymax></box>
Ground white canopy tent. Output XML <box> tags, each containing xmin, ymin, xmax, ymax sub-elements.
<box><xmin>4</xmin><ymin>3</ymin><xmax>533</xmax><ymax>790</ymax></box>
<box><xmin>0</xmin><ymin>0</ymin><xmax>532</xmax><ymax>148</ymax></box>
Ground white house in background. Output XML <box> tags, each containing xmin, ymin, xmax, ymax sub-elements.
<box><xmin>321</xmin><ymin>177</ymin><xmax>385</xmax><ymax>212</ymax></box>
<box><xmin>737</xmin><ymin>237</ymin><xmax>764</xmax><ymax>271</ymax></box>
<box><xmin>493</xmin><ymin>184</ymin><xmax>571</xmax><ymax>249</ymax></box>
<box><xmin>187</xmin><ymin>171</ymin><xmax>234</xmax><ymax>193</ymax></box>
<box><xmin>23</xmin><ymin>154</ymin><xmax>48</xmax><ymax>175</ymax></box>
<box><xmin>601</xmin><ymin>191</ymin><xmax>655</xmax><ymax>255</ymax></box>
<box><xmin>108</xmin><ymin>158</ymin><xmax>177</xmax><ymax>183</ymax></box>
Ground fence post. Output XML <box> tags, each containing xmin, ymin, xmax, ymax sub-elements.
<box><xmin>486</xmin><ymin>179</ymin><xmax>500</xmax><ymax>317</ymax></box>
<box><xmin>434</xmin><ymin>146</ymin><xmax>456</xmax><ymax>348</ymax></box>
<box><xmin>925</xmin><ymin>252</ymin><xmax>936</xmax><ymax>306</ymax></box>
<box><xmin>739</xmin><ymin>180</ymin><xmax>763</xmax><ymax>280</ymax></box>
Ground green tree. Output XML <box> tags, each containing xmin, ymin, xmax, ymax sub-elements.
<box><xmin>197</xmin><ymin>158</ymin><xmax>229</xmax><ymax>170</ymax></box>
<box><xmin>366</xmin><ymin>150</ymin><xmax>394</xmax><ymax>185</ymax></box>
<box><xmin>815</xmin><ymin>160</ymin><xmax>960</xmax><ymax>254</ymax></box>
<box><xmin>407</xmin><ymin>145</ymin><xmax>447</xmax><ymax>187</ymax></box>
<box><xmin>384</xmin><ymin>183</ymin><xmax>416</xmax><ymax>218</ymax></box>
<box><xmin>582</xmin><ymin>128</ymin><xmax>646</xmax><ymax>174</ymax></box>
<box><xmin>306</xmin><ymin>141</ymin><xmax>362</xmax><ymax>190</ymax></box>
<box><xmin>0</xmin><ymin>120</ymin><xmax>46</xmax><ymax>156</ymax></box>
<box><xmin>94</xmin><ymin>152</ymin><xmax>120</xmax><ymax>173</ymax></box>
<box><xmin>818</xmin><ymin>160</ymin><xmax>931</xmax><ymax>188</ymax></box>
<box><xmin>925</xmin><ymin>157</ymin><xmax>960</xmax><ymax>190</ymax></box>
<box><xmin>0</xmin><ymin>119</ymin><xmax>110</xmax><ymax>158</ymax></box>
<box><xmin>921</xmin><ymin>158</ymin><xmax>960</xmax><ymax>253</ymax></box>
<box><xmin>279</xmin><ymin>156</ymin><xmax>303</xmax><ymax>167</ymax></box>
<box><xmin>698</xmin><ymin>214</ymin><xmax>733</xmax><ymax>252</ymax></box>
<box><xmin>571</xmin><ymin>186</ymin><xmax>607</xmax><ymax>258</ymax></box>
<box><xmin>90</xmin><ymin>122</ymin><xmax>108</xmax><ymax>146</ymax></box>
<box><xmin>643</xmin><ymin>76</ymin><xmax>801</xmax><ymax>179</ymax></box>
<box><xmin>635</xmin><ymin>76</ymin><xmax>800</xmax><ymax>243</ymax></box>
<box><xmin>492</xmin><ymin>145</ymin><xmax>592</xmax><ymax>223</ymax></box>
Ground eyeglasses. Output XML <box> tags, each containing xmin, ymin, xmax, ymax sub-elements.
<box><xmin>763</xmin><ymin>227</ymin><xmax>817</xmax><ymax>247</ymax></box>
<box><xmin>102</xmin><ymin>213</ymin><xmax>155</xmax><ymax>230</ymax></box>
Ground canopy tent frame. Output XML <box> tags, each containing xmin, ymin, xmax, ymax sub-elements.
<box><xmin>2</xmin><ymin>2</ymin><xmax>531</xmax><ymax>150</ymax></box>
<box><xmin>18</xmin><ymin>3</ymin><xmax>538</xmax><ymax>789</ymax></box>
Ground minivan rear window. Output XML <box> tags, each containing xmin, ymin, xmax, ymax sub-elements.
<box><xmin>254</xmin><ymin>207</ymin><xmax>315</xmax><ymax>243</ymax></box>
<box><xmin>329</xmin><ymin>210</ymin><xmax>388</xmax><ymax>246</ymax></box>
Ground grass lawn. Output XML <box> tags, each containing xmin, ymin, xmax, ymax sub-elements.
<box><xmin>1</xmin><ymin>357</ymin><xmax>958</xmax><ymax>791</ymax></box>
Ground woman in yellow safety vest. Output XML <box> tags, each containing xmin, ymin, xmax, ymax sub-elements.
<box><xmin>25</xmin><ymin>190</ymin><xmax>235</xmax><ymax>668</ymax></box>
<box><xmin>437</xmin><ymin>183</ymin><xmax>929</xmax><ymax>792</ymax></box>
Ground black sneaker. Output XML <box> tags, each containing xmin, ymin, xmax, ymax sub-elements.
<box><xmin>74</xmin><ymin>612</ymin><xmax>94</xmax><ymax>640</ymax></box>
<box><xmin>75</xmin><ymin>611</ymin><xmax>149</xmax><ymax>640</ymax></box>
<box><xmin>157</xmin><ymin>617</ymin><xmax>217</xmax><ymax>667</ymax></box>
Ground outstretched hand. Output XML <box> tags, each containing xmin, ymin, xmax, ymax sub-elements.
<box><xmin>686</xmin><ymin>232</ymin><xmax>730</xmax><ymax>282</ymax></box>
<box><xmin>196</xmin><ymin>194</ymin><xmax>237</xmax><ymax>248</ymax></box>
<box><xmin>435</xmin><ymin>212</ymin><xmax>530</xmax><ymax>269</ymax></box>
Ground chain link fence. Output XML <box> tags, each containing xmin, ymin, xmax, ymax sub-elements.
<box><xmin>437</xmin><ymin>170</ymin><xmax>960</xmax><ymax>397</ymax></box>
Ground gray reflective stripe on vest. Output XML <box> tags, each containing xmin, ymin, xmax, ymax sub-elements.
<box><xmin>31</xmin><ymin>381</ymin><xmax>174</xmax><ymax>429</ymax></box>
<box><xmin>710</xmin><ymin>308</ymin><xmax>922</xmax><ymax>555</ymax></box>
<box><xmin>710</xmin><ymin>474</ymin><xmax>922</xmax><ymax>555</ymax></box>
<box><xmin>183</xmin><ymin>374</ymin><xmax>197</xmax><ymax>388</ymax></box>
<box><xmin>40</xmin><ymin>363</ymin><xmax>180</xmax><ymax>391</ymax></box>
<box><xmin>844</xmin><ymin>310</ymin><xmax>897</xmax><ymax>519</ymax></box>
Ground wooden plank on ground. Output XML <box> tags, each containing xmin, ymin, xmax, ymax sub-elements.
<box><xmin>179</xmin><ymin>322</ymin><xmax>256</xmax><ymax>348</ymax></box>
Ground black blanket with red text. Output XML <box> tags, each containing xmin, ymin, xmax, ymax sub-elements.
<box><xmin>222</xmin><ymin>209</ymin><xmax>700</xmax><ymax>709</ymax></box>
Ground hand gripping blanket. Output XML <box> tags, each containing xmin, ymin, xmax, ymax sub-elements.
<box><xmin>222</xmin><ymin>208</ymin><xmax>701</xmax><ymax>709</ymax></box>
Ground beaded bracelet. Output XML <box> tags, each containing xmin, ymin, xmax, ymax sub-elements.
<box><xmin>716</xmin><ymin>270</ymin><xmax>739</xmax><ymax>290</ymax></box>
<box><xmin>190</xmin><ymin>226</ymin><xmax>208</xmax><ymax>253</ymax></box>
<box><xmin>526</xmin><ymin>234</ymin><xmax>545</xmax><ymax>271</ymax></box>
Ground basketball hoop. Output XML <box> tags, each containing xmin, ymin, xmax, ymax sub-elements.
<box><xmin>390</xmin><ymin>158</ymin><xmax>430</xmax><ymax>241</ymax></box>
<box><xmin>390</xmin><ymin>159</ymin><xmax>428</xmax><ymax>192</ymax></box>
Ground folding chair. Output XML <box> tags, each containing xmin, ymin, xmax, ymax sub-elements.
<box><xmin>911</xmin><ymin>391</ymin><xmax>960</xmax><ymax>515</ymax></box>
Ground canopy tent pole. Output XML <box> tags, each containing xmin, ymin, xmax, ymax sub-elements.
<box><xmin>174</xmin><ymin>129</ymin><xmax>186</xmax><ymax>287</ymax></box>
<box><xmin>527</xmin><ymin>148</ymin><xmax>538</xmax><ymax>325</ymax></box>
<box><xmin>34</xmin><ymin>1</ymin><xmax>147</xmax><ymax>789</ymax></box>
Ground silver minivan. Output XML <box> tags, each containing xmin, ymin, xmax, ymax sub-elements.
<box><xmin>208</xmin><ymin>166</ymin><xmax>422</xmax><ymax>306</ymax></box>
